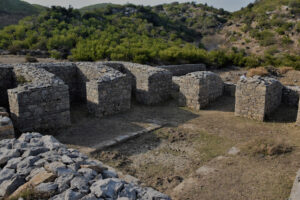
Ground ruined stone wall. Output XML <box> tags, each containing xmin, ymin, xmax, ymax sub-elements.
<box><xmin>175</xmin><ymin>71</ymin><xmax>224</xmax><ymax>110</ymax></box>
<box><xmin>76</xmin><ymin>62</ymin><xmax>131</xmax><ymax>117</ymax></box>
<box><xmin>282</xmin><ymin>86</ymin><xmax>300</xmax><ymax>107</ymax></box>
<box><xmin>157</xmin><ymin>64</ymin><xmax>206</xmax><ymax>76</ymax></box>
<box><xmin>8</xmin><ymin>65</ymin><xmax>70</xmax><ymax>132</ymax></box>
<box><xmin>101</xmin><ymin>62</ymin><xmax>172</xmax><ymax>105</ymax></box>
<box><xmin>0</xmin><ymin>107</ymin><xmax>14</xmax><ymax>139</ymax></box>
<box><xmin>224</xmin><ymin>82</ymin><xmax>236</xmax><ymax>97</ymax></box>
<box><xmin>31</xmin><ymin>63</ymin><xmax>79</xmax><ymax>102</ymax></box>
<box><xmin>0</xmin><ymin>64</ymin><xmax>14</xmax><ymax>108</ymax></box>
<box><xmin>235</xmin><ymin>76</ymin><xmax>283</xmax><ymax>121</ymax></box>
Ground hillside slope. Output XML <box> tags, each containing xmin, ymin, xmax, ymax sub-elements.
<box><xmin>79</xmin><ymin>3</ymin><xmax>113</xmax><ymax>12</ymax></box>
<box><xmin>0</xmin><ymin>0</ymin><xmax>45</xmax><ymax>28</ymax></box>
<box><xmin>218</xmin><ymin>0</ymin><xmax>300</xmax><ymax>58</ymax></box>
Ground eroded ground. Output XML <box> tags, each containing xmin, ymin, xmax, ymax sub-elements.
<box><xmin>83</xmin><ymin>97</ymin><xmax>300</xmax><ymax>200</ymax></box>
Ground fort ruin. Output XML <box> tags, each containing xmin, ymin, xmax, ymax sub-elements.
<box><xmin>0</xmin><ymin>62</ymin><xmax>299</xmax><ymax>135</ymax></box>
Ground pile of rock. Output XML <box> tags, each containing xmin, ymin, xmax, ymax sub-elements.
<box><xmin>0</xmin><ymin>133</ymin><xmax>170</xmax><ymax>200</ymax></box>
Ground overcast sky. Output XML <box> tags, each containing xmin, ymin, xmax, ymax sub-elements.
<box><xmin>23</xmin><ymin>0</ymin><xmax>255</xmax><ymax>12</ymax></box>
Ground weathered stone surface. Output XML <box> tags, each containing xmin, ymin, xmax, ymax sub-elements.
<box><xmin>158</xmin><ymin>63</ymin><xmax>206</xmax><ymax>76</ymax></box>
<box><xmin>0</xmin><ymin>133</ymin><xmax>170</xmax><ymax>199</ymax></box>
<box><xmin>224</xmin><ymin>82</ymin><xmax>236</xmax><ymax>97</ymax></box>
<box><xmin>290</xmin><ymin>169</ymin><xmax>300</xmax><ymax>200</ymax></box>
<box><xmin>102</xmin><ymin>62</ymin><xmax>173</xmax><ymax>105</ymax></box>
<box><xmin>8</xmin><ymin>65</ymin><xmax>71</xmax><ymax>132</ymax></box>
<box><xmin>297</xmin><ymin>99</ymin><xmax>300</xmax><ymax>126</ymax></box>
<box><xmin>282</xmin><ymin>85</ymin><xmax>300</xmax><ymax>107</ymax></box>
<box><xmin>175</xmin><ymin>71</ymin><xmax>224</xmax><ymax>110</ymax></box>
<box><xmin>235</xmin><ymin>76</ymin><xmax>283</xmax><ymax>121</ymax></box>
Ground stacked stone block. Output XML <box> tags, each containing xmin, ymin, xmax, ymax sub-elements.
<box><xmin>102</xmin><ymin>62</ymin><xmax>173</xmax><ymax>105</ymax></box>
<box><xmin>0</xmin><ymin>64</ymin><xmax>14</xmax><ymax>108</ymax></box>
<box><xmin>158</xmin><ymin>64</ymin><xmax>206</xmax><ymax>76</ymax></box>
<box><xmin>8</xmin><ymin>65</ymin><xmax>70</xmax><ymax>132</ymax></box>
<box><xmin>76</xmin><ymin>62</ymin><xmax>131</xmax><ymax>117</ymax></box>
<box><xmin>235</xmin><ymin>76</ymin><xmax>283</xmax><ymax>121</ymax></box>
<box><xmin>175</xmin><ymin>71</ymin><xmax>224</xmax><ymax>110</ymax></box>
<box><xmin>31</xmin><ymin>63</ymin><xmax>79</xmax><ymax>102</ymax></box>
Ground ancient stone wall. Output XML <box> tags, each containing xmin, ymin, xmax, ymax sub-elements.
<box><xmin>76</xmin><ymin>62</ymin><xmax>131</xmax><ymax>117</ymax></box>
<box><xmin>8</xmin><ymin>65</ymin><xmax>70</xmax><ymax>132</ymax></box>
<box><xmin>31</xmin><ymin>63</ymin><xmax>79</xmax><ymax>102</ymax></box>
<box><xmin>297</xmin><ymin>99</ymin><xmax>300</xmax><ymax>126</ymax></box>
<box><xmin>0</xmin><ymin>64</ymin><xmax>14</xmax><ymax>108</ymax></box>
<box><xmin>158</xmin><ymin>63</ymin><xmax>206</xmax><ymax>76</ymax></box>
<box><xmin>282</xmin><ymin>86</ymin><xmax>300</xmax><ymax>107</ymax></box>
<box><xmin>175</xmin><ymin>71</ymin><xmax>224</xmax><ymax>110</ymax></box>
<box><xmin>235</xmin><ymin>76</ymin><xmax>283</xmax><ymax>121</ymax></box>
<box><xmin>101</xmin><ymin>62</ymin><xmax>173</xmax><ymax>105</ymax></box>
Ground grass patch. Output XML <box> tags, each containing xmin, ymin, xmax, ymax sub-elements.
<box><xmin>16</xmin><ymin>75</ymin><xmax>30</xmax><ymax>84</ymax></box>
<box><xmin>247</xmin><ymin>67</ymin><xmax>268</xmax><ymax>77</ymax></box>
<box><xmin>240</xmin><ymin>137</ymin><xmax>293</xmax><ymax>157</ymax></box>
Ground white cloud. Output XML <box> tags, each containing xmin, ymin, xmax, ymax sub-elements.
<box><xmin>24</xmin><ymin>0</ymin><xmax>255</xmax><ymax>12</ymax></box>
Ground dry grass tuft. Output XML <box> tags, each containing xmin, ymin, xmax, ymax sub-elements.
<box><xmin>240</xmin><ymin>137</ymin><xmax>293</xmax><ymax>156</ymax></box>
<box><xmin>278</xmin><ymin>66</ymin><xmax>294</xmax><ymax>75</ymax></box>
<box><xmin>247</xmin><ymin>67</ymin><xmax>269</xmax><ymax>77</ymax></box>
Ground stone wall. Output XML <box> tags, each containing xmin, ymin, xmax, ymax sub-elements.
<box><xmin>76</xmin><ymin>62</ymin><xmax>131</xmax><ymax>117</ymax></box>
<box><xmin>102</xmin><ymin>62</ymin><xmax>173</xmax><ymax>105</ymax></box>
<box><xmin>175</xmin><ymin>71</ymin><xmax>224</xmax><ymax>110</ymax></box>
<box><xmin>282</xmin><ymin>86</ymin><xmax>300</xmax><ymax>107</ymax></box>
<box><xmin>157</xmin><ymin>64</ymin><xmax>206</xmax><ymax>76</ymax></box>
<box><xmin>31</xmin><ymin>63</ymin><xmax>79</xmax><ymax>102</ymax></box>
<box><xmin>235</xmin><ymin>76</ymin><xmax>283</xmax><ymax>121</ymax></box>
<box><xmin>8</xmin><ymin>65</ymin><xmax>71</xmax><ymax>132</ymax></box>
<box><xmin>0</xmin><ymin>64</ymin><xmax>14</xmax><ymax>108</ymax></box>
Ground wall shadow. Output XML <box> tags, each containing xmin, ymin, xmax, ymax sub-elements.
<box><xmin>265</xmin><ymin>104</ymin><xmax>298</xmax><ymax>123</ymax></box>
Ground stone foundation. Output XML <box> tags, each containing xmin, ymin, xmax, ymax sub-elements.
<box><xmin>175</xmin><ymin>71</ymin><xmax>224</xmax><ymax>110</ymax></box>
<box><xmin>8</xmin><ymin>65</ymin><xmax>71</xmax><ymax>132</ymax></box>
<box><xmin>102</xmin><ymin>62</ymin><xmax>172</xmax><ymax>105</ymax></box>
<box><xmin>76</xmin><ymin>62</ymin><xmax>131</xmax><ymax>117</ymax></box>
<box><xmin>235</xmin><ymin>76</ymin><xmax>283</xmax><ymax>121</ymax></box>
<box><xmin>158</xmin><ymin>64</ymin><xmax>206</xmax><ymax>76</ymax></box>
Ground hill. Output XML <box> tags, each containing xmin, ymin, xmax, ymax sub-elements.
<box><xmin>0</xmin><ymin>0</ymin><xmax>46</xmax><ymax>28</ymax></box>
<box><xmin>216</xmin><ymin>0</ymin><xmax>300</xmax><ymax>66</ymax></box>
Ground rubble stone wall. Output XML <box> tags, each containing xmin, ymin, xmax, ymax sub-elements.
<box><xmin>235</xmin><ymin>76</ymin><xmax>283</xmax><ymax>121</ymax></box>
<box><xmin>31</xmin><ymin>63</ymin><xmax>79</xmax><ymax>102</ymax></box>
<box><xmin>101</xmin><ymin>62</ymin><xmax>173</xmax><ymax>105</ymax></box>
<box><xmin>0</xmin><ymin>107</ymin><xmax>14</xmax><ymax>139</ymax></box>
<box><xmin>0</xmin><ymin>65</ymin><xmax>15</xmax><ymax>108</ymax></box>
<box><xmin>224</xmin><ymin>82</ymin><xmax>236</xmax><ymax>97</ymax></box>
<box><xmin>158</xmin><ymin>63</ymin><xmax>206</xmax><ymax>76</ymax></box>
<box><xmin>8</xmin><ymin>65</ymin><xmax>71</xmax><ymax>132</ymax></box>
<box><xmin>176</xmin><ymin>71</ymin><xmax>224</xmax><ymax>110</ymax></box>
<box><xmin>76</xmin><ymin>62</ymin><xmax>131</xmax><ymax>117</ymax></box>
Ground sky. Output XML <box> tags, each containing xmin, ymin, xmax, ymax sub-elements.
<box><xmin>23</xmin><ymin>0</ymin><xmax>255</xmax><ymax>12</ymax></box>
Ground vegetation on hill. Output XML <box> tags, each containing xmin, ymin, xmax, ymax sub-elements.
<box><xmin>0</xmin><ymin>1</ymin><xmax>299</xmax><ymax>69</ymax></box>
<box><xmin>79</xmin><ymin>3</ymin><xmax>113</xmax><ymax>12</ymax></box>
<box><xmin>0</xmin><ymin>0</ymin><xmax>45</xmax><ymax>28</ymax></box>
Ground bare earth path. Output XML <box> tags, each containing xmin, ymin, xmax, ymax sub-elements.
<box><xmin>60</xmin><ymin>97</ymin><xmax>300</xmax><ymax>200</ymax></box>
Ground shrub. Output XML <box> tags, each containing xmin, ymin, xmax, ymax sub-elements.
<box><xmin>25</xmin><ymin>55</ymin><xmax>38</xmax><ymax>63</ymax></box>
<box><xmin>247</xmin><ymin>67</ymin><xmax>268</xmax><ymax>77</ymax></box>
<box><xmin>281</xmin><ymin>36</ymin><xmax>294</xmax><ymax>45</ymax></box>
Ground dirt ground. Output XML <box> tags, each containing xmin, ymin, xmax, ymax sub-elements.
<box><xmin>86</xmin><ymin>97</ymin><xmax>300</xmax><ymax>200</ymax></box>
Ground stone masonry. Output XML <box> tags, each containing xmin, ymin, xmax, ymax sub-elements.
<box><xmin>0</xmin><ymin>107</ymin><xmax>14</xmax><ymax>139</ymax></box>
<box><xmin>102</xmin><ymin>62</ymin><xmax>173</xmax><ymax>105</ymax></box>
<box><xmin>175</xmin><ymin>71</ymin><xmax>224</xmax><ymax>110</ymax></box>
<box><xmin>76</xmin><ymin>62</ymin><xmax>131</xmax><ymax>117</ymax></box>
<box><xmin>282</xmin><ymin>85</ymin><xmax>300</xmax><ymax>107</ymax></box>
<box><xmin>8</xmin><ymin>65</ymin><xmax>71</xmax><ymax>132</ymax></box>
<box><xmin>235</xmin><ymin>76</ymin><xmax>283</xmax><ymax>121</ymax></box>
<box><xmin>158</xmin><ymin>64</ymin><xmax>206</xmax><ymax>76</ymax></box>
